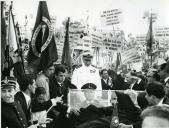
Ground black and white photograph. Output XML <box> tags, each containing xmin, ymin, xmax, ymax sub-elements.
<box><xmin>1</xmin><ymin>0</ymin><xmax>169</xmax><ymax>128</ymax></box>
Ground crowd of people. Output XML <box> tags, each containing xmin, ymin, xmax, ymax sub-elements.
<box><xmin>1</xmin><ymin>50</ymin><xmax>169</xmax><ymax>128</ymax></box>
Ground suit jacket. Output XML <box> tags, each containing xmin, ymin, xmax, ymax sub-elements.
<box><xmin>15</xmin><ymin>91</ymin><xmax>53</xmax><ymax>125</ymax></box>
<box><xmin>132</xmin><ymin>80</ymin><xmax>146</xmax><ymax>91</ymax></box>
<box><xmin>101</xmin><ymin>79</ymin><xmax>111</xmax><ymax>90</ymax></box>
<box><xmin>15</xmin><ymin>91</ymin><xmax>31</xmax><ymax>124</ymax></box>
<box><xmin>112</xmin><ymin>75</ymin><xmax>129</xmax><ymax>90</ymax></box>
<box><xmin>1</xmin><ymin>101</ymin><xmax>28</xmax><ymax>128</ymax></box>
<box><xmin>49</xmin><ymin>74</ymin><xmax>77</xmax><ymax>104</ymax></box>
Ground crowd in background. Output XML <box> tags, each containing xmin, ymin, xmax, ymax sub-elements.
<box><xmin>1</xmin><ymin>50</ymin><xmax>169</xmax><ymax>128</ymax></box>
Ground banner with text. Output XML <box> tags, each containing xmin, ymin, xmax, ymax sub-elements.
<box><xmin>100</xmin><ymin>9</ymin><xmax>122</xmax><ymax>26</ymax></box>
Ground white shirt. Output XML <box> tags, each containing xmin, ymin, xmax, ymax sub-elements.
<box><xmin>22</xmin><ymin>92</ymin><xmax>31</xmax><ymax>108</ymax></box>
<box><xmin>157</xmin><ymin>98</ymin><xmax>164</xmax><ymax>106</ymax></box>
<box><xmin>71</xmin><ymin>65</ymin><xmax>102</xmax><ymax>90</ymax></box>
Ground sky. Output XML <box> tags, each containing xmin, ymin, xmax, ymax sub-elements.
<box><xmin>12</xmin><ymin>0</ymin><xmax>169</xmax><ymax>37</ymax></box>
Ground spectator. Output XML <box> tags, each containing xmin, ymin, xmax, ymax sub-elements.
<box><xmin>32</xmin><ymin>87</ymin><xmax>53</xmax><ymax>128</ymax></box>
<box><xmin>100</xmin><ymin>69</ymin><xmax>113</xmax><ymax>90</ymax></box>
<box><xmin>49</xmin><ymin>64</ymin><xmax>76</xmax><ymax>104</ymax></box>
<box><xmin>36</xmin><ymin>64</ymin><xmax>55</xmax><ymax>100</ymax></box>
<box><xmin>15</xmin><ymin>75</ymin><xmax>62</xmax><ymax>125</ymax></box>
<box><xmin>141</xmin><ymin>105</ymin><xmax>169</xmax><ymax>128</ymax></box>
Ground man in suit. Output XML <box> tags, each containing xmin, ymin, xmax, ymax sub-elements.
<box><xmin>49</xmin><ymin>64</ymin><xmax>78</xmax><ymax>128</ymax></box>
<box><xmin>125</xmin><ymin>72</ymin><xmax>145</xmax><ymax>91</ymax></box>
<box><xmin>100</xmin><ymin>69</ymin><xmax>112</xmax><ymax>90</ymax></box>
<box><xmin>49</xmin><ymin>64</ymin><xmax>76</xmax><ymax>104</ymax></box>
<box><xmin>15</xmin><ymin>74</ymin><xmax>62</xmax><ymax>126</ymax></box>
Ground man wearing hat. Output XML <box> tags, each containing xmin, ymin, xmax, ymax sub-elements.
<box><xmin>76</xmin><ymin>83</ymin><xmax>103</xmax><ymax>109</ymax></box>
<box><xmin>71</xmin><ymin>51</ymin><xmax>102</xmax><ymax>90</ymax></box>
<box><xmin>1</xmin><ymin>77</ymin><xmax>32</xmax><ymax>128</ymax></box>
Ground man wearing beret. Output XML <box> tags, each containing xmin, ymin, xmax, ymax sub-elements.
<box><xmin>71</xmin><ymin>51</ymin><xmax>102</xmax><ymax>90</ymax></box>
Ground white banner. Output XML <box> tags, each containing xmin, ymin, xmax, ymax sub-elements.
<box><xmin>100</xmin><ymin>9</ymin><xmax>122</xmax><ymax>26</ymax></box>
<box><xmin>74</xmin><ymin>36</ymin><xmax>92</xmax><ymax>50</ymax></box>
<box><xmin>91</xmin><ymin>32</ymin><xmax>103</xmax><ymax>47</ymax></box>
<box><xmin>121</xmin><ymin>48</ymin><xmax>139</xmax><ymax>64</ymax></box>
<box><xmin>103</xmin><ymin>37</ymin><xmax>122</xmax><ymax>51</ymax></box>
<box><xmin>154</xmin><ymin>26</ymin><xmax>169</xmax><ymax>39</ymax></box>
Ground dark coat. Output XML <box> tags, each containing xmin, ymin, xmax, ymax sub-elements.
<box><xmin>15</xmin><ymin>91</ymin><xmax>53</xmax><ymax>125</ymax></box>
<box><xmin>15</xmin><ymin>91</ymin><xmax>31</xmax><ymax>124</ymax></box>
<box><xmin>132</xmin><ymin>80</ymin><xmax>146</xmax><ymax>91</ymax></box>
<box><xmin>1</xmin><ymin>101</ymin><xmax>28</xmax><ymax>128</ymax></box>
<box><xmin>101</xmin><ymin>79</ymin><xmax>112</xmax><ymax>90</ymax></box>
<box><xmin>112</xmin><ymin>75</ymin><xmax>129</xmax><ymax>90</ymax></box>
<box><xmin>49</xmin><ymin>74</ymin><xmax>77</xmax><ymax>104</ymax></box>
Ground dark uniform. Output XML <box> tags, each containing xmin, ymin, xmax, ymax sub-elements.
<box><xmin>1</xmin><ymin>101</ymin><xmax>28</xmax><ymax>128</ymax></box>
<box><xmin>1</xmin><ymin>78</ymin><xmax>28</xmax><ymax>128</ymax></box>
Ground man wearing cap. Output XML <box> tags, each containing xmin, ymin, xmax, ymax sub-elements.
<box><xmin>76</xmin><ymin>83</ymin><xmax>103</xmax><ymax>109</ymax></box>
<box><xmin>1</xmin><ymin>77</ymin><xmax>37</xmax><ymax>128</ymax></box>
<box><xmin>71</xmin><ymin>51</ymin><xmax>102</xmax><ymax>90</ymax></box>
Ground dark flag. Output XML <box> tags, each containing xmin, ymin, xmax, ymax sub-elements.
<box><xmin>27</xmin><ymin>1</ymin><xmax>58</xmax><ymax>73</ymax></box>
<box><xmin>146</xmin><ymin>14</ymin><xmax>154</xmax><ymax>56</ymax></box>
<box><xmin>61</xmin><ymin>17</ymin><xmax>72</xmax><ymax>71</ymax></box>
<box><xmin>115</xmin><ymin>52</ymin><xmax>121</xmax><ymax>72</ymax></box>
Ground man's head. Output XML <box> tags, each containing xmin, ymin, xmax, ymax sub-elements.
<box><xmin>35</xmin><ymin>87</ymin><xmax>47</xmax><ymax>103</ymax></box>
<box><xmin>100</xmin><ymin>69</ymin><xmax>109</xmax><ymax>79</ymax></box>
<box><xmin>145</xmin><ymin>82</ymin><xmax>165</xmax><ymax>105</ymax></box>
<box><xmin>54</xmin><ymin>65</ymin><xmax>66</xmax><ymax>83</ymax></box>
<box><xmin>141</xmin><ymin>105</ymin><xmax>169</xmax><ymax>128</ymax></box>
<box><xmin>19</xmin><ymin>74</ymin><xmax>36</xmax><ymax>94</ymax></box>
<box><xmin>1</xmin><ymin>77</ymin><xmax>16</xmax><ymax>103</ymax></box>
<box><xmin>158</xmin><ymin>60</ymin><xmax>169</xmax><ymax>81</ymax></box>
<box><xmin>125</xmin><ymin>72</ymin><xmax>138</xmax><ymax>85</ymax></box>
<box><xmin>82</xmin><ymin>52</ymin><xmax>93</xmax><ymax>67</ymax></box>
<box><xmin>147</xmin><ymin>69</ymin><xmax>160</xmax><ymax>84</ymax></box>
<box><xmin>81</xmin><ymin>83</ymin><xmax>97</xmax><ymax>101</ymax></box>
<box><xmin>43</xmin><ymin>64</ymin><xmax>55</xmax><ymax>78</ymax></box>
